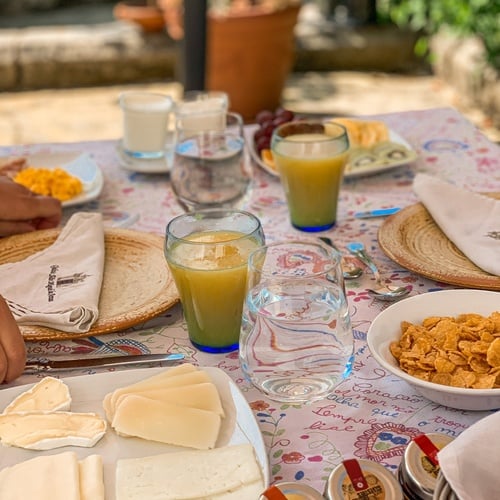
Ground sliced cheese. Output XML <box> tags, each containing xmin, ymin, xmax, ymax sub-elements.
<box><xmin>2</xmin><ymin>376</ymin><xmax>71</xmax><ymax>414</ymax></box>
<box><xmin>113</xmin><ymin>381</ymin><xmax>225</xmax><ymax>418</ymax></box>
<box><xmin>0</xmin><ymin>451</ymin><xmax>81</xmax><ymax>500</ymax></box>
<box><xmin>0</xmin><ymin>411</ymin><xmax>107</xmax><ymax>450</ymax></box>
<box><xmin>116</xmin><ymin>444</ymin><xmax>264</xmax><ymax>500</ymax></box>
<box><xmin>106</xmin><ymin>368</ymin><xmax>212</xmax><ymax>420</ymax></box>
<box><xmin>79</xmin><ymin>454</ymin><xmax>105</xmax><ymax>500</ymax></box>
<box><xmin>112</xmin><ymin>394</ymin><xmax>221</xmax><ymax>449</ymax></box>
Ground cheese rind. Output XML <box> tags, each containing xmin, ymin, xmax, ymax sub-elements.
<box><xmin>115</xmin><ymin>443</ymin><xmax>264</xmax><ymax>500</ymax></box>
<box><xmin>112</xmin><ymin>394</ymin><xmax>221</xmax><ymax>449</ymax></box>
<box><xmin>0</xmin><ymin>411</ymin><xmax>107</xmax><ymax>450</ymax></box>
<box><xmin>2</xmin><ymin>376</ymin><xmax>71</xmax><ymax>414</ymax></box>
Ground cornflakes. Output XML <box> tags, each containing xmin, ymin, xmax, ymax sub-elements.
<box><xmin>390</xmin><ymin>312</ymin><xmax>500</xmax><ymax>389</ymax></box>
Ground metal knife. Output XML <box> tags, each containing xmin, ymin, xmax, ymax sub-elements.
<box><xmin>354</xmin><ymin>207</ymin><xmax>401</xmax><ymax>219</ymax></box>
<box><xmin>24</xmin><ymin>353</ymin><xmax>185</xmax><ymax>373</ymax></box>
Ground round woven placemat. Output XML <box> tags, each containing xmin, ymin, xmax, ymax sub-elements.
<box><xmin>0</xmin><ymin>228</ymin><xmax>179</xmax><ymax>341</ymax></box>
<box><xmin>378</xmin><ymin>194</ymin><xmax>500</xmax><ymax>291</ymax></box>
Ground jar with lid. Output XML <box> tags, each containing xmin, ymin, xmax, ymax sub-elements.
<box><xmin>325</xmin><ymin>458</ymin><xmax>404</xmax><ymax>499</ymax></box>
<box><xmin>398</xmin><ymin>433</ymin><xmax>454</xmax><ymax>500</ymax></box>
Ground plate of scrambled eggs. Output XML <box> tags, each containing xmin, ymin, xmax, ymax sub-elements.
<box><xmin>10</xmin><ymin>152</ymin><xmax>103</xmax><ymax>207</ymax></box>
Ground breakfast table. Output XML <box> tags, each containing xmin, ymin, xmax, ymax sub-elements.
<box><xmin>1</xmin><ymin>107</ymin><xmax>499</xmax><ymax>494</ymax></box>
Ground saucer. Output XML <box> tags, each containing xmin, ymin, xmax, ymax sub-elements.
<box><xmin>116</xmin><ymin>141</ymin><xmax>172</xmax><ymax>174</ymax></box>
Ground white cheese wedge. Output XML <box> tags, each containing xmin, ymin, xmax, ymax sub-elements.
<box><xmin>0</xmin><ymin>411</ymin><xmax>107</xmax><ymax>450</ymax></box>
<box><xmin>103</xmin><ymin>363</ymin><xmax>198</xmax><ymax>417</ymax></box>
<box><xmin>113</xmin><ymin>381</ymin><xmax>225</xmax><ymax>418</ymax></box>
<box><xmin>2</xmin><ymin>376</ymin><xmax>71</xmax><ymax>414</ymax></box>
<box><xmin>112</xmin><ymin>394</ymin><xmax>221</xmax><ymax>449</ymax></box>
<box><xmin>0</xmin><ymin>451</ymin><xmax>81</xmax><ymax>500</ymax></box>
<box><xmin>115</xmin><ymin>443</ymin><xmax>264</xmax><ymax>500</ymax></box>
<box><xmin>79</xmin><ymin>454</ymin><xmax>105</xmax><ymax>500</ymax></box>
<box><xmin>106</xmin><ymin>368</ymin><xmax>212</xmax><ymax>420</ymax></box>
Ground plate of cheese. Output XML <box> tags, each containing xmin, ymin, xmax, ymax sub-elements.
<box><xmin>0</xmin><ymin>364</ymin><xmax>269</xmax><ymax>499</ymax></box>
<box><xmin>248</xmin><ymin>117</ymin><xmax>417</xmax><ymax>179</ymax></box>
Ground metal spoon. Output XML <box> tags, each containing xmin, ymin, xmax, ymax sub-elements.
<box><xmin>318</xmin><ymin>236</ymin><xmax>363</xmax><ymax>280</ymax></box>
<box><xmin>346</xmin><ymin>242</ymin><xmax>410</xmax><ymax>301</ymax></box>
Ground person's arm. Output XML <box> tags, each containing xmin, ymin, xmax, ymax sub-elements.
<box><xmin>0</xmin><ymin>296</ymin><xmax>26</xmax><ymax>383</ymax></box>
<box><xmin>0</xmin><ymin>176</ymin><xmax>62</xmax><ymax>237</ymax></box>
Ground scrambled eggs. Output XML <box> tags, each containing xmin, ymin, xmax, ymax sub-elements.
<box><xmin>14</xmin><ymin>167</ymin><xmax>83</xmax><ymax>201</ymax></box>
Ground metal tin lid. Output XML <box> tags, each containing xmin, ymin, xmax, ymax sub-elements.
<box><xmin>260</xmin><ymin>482</ymin><xmax>325</xmax><ymax>500</ymax></box>
<box><xmin>398</xmin><ymin>433</ymin><xmax>454</xmax><ymax>500</ymax></box>
<box><xmin>325</xmin><ymin>458</ymin><xmax>404</xmax><ymax>500</ymax></box>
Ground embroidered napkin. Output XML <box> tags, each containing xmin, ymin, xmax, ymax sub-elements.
<box><xmin>438</xmin><ymin>411</ymin><xmax>500</xmax><ymax>500</ymax></box>
<box><xmin>413</xmin><ymin>173</ymin><xmax>500</xmax><ymax>276</ymax></box>
<box><xmin>0</xmin><ymin>212</ymin><xmax>105</xmax><ymax>333</ymax></box>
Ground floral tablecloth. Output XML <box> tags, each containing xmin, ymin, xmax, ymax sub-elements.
<box><xmin>1</xmin><ymin>107</ymin><xmax>499</xmax><ymax>492</ymax></box>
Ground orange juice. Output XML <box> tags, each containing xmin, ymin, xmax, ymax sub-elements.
<box><xmin>166</xmin><ymin>230</ymin><xmax>260</xmax><ymax>350</ymax></box>
<box><xmin>272</xmin><ymin>129</ymin><xmax>349</xmax><ymax>231</ymax></box>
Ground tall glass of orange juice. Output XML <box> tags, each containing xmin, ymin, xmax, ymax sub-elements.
<box><xmin>271</xmin><ymin>121</ymin><xmax>349</xmax><ymax>232</ymax></box>
<box><xmin>165</xmin><ymin>209</ymin><xmax>265</xmax><ymax>353</ymax></box>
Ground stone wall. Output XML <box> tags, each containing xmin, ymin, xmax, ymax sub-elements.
<box><xmin>431</xmin><ymin>32</ymin><xmax>500</xmax><ymax>127</ymax></box>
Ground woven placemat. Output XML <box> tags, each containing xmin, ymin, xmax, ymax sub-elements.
<box><xmin>378</xmin><ymin>193</ymin><xmax>500</xmax><ymax>291</ymax></box>
<box><xmin>0</xmin><ymin>228</ymin><xmax>179</xmax><ymax>341</ymax></box>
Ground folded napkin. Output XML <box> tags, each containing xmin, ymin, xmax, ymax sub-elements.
<box><xmin>0</xmin><ymin>212</ymin><xmax>105</xmax><ymax>333</ymax></box>
<box><xmin>413</xmin><ymin>173</ymin><xmax>500</xmax><ymax>276</ymax></box>
<box><xmin>438</xmin><ymin>410</ymin><xmax>500</xmax><ymax>500</ymax></box>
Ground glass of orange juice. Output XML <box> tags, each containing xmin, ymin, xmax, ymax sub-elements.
<box><xmin>164</xmin><ymin>209</ymin><xmax>265</xmax><ymax>353</ymax></box>
<box><xmin>271</xmin><ymin>121</ymin><xmax>349</xmax><ymax>232</ymax></box>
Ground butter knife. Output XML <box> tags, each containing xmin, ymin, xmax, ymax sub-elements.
<box><xmin>24</xmin><ymin>353</ymin><xmax>185</xmax><ymax>373</ymax></box>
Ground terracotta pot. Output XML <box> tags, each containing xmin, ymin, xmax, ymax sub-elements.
<box><xmin>113</xmin><ymin>1</ymin><xmax>165</xmax><ymax>33</ymax></box>
<box><xmin>206</xmin><ymin>5</ymin><xmax>300</xmax><ymax>122</ymax></box>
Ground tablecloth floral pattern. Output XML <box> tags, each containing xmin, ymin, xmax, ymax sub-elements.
<box><xmin>2</xmin><ymin>107</ymin><xmax>499</xmax><ymax>492</ymax></box>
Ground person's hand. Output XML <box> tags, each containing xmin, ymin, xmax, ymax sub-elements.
<box><xmin>0</xmin><ymin>176</ymin><xmax>62</xmax><ymax>237</ymax></box>
<box><xmin>0</xmin><ymin>296</ymin><xmax>26</xmax><ymax>383</ymax></box>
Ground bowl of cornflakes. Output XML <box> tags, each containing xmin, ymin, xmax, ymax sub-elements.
<box><xmin>367</xmin><ymin>289</ymin><xmax>500</xmax><ymax>411</ymax></box>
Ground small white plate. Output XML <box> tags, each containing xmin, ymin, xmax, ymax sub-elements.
<box><xmin>116</xmin><ymin>140</ymin><xmax>172</xmax><ymax>174</ymax></box>
<box><xmin>246</xmin><ymin>125</ymin><xmax>417</xmax><ymax>179</ymax></box>
<box><xmin>25</xmin><ymin>151</ymin><xmax>103</xmax><ymax>207</ymax></box>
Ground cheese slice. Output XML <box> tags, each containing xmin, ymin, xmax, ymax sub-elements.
<box><xmin>0</xmin><ymin>411</ymin><xmax>107</xmax><ymax>450</ymax></box>
<box><xmin>106</xmin><ymin>368</ymin><xmax>212</xmax><ymax>420</ymax></box>
<box><xmin>116</xmin><ymin>443</ymin><xmax>264</xmax><ymax>500</ymax></box>
<box><xmin>113</xmin><ymin>381</ymin><xmax>225</xmax><ymax>418</ymax></box>
<box><xmin>2</xmin><ymin>376</ymin><xmax>71</xmax><ymax>414</ymax></box>
<box><xmin>0</xmin><ymin>451</ymin><xmax>81</xmax><ymax>500</ymax></box>
<box><xmin>112</xmin><ymin>394</ymin><xmax>221</xmax><ymax>449</ymax></box>
<box><xmin>79</xmin><ymin>454</ymin><xmax>105</xmax><ymax>500</ymax></box>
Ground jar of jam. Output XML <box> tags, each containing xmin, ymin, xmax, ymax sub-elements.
<box><xmin>398</xmin><ymin>433</ymin><xmax>454</xmax><ymax>500</ymax></box>
<box><xmin>325</xmin><ymin>458</ymin><xmax>404</xmax><ymax>500</ymax></box>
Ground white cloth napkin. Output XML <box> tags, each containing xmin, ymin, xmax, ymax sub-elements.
<box><xmin>0</xmin><ymin>212</ymin><xmax>105</xmax><ymax>333</ymax></box>
<box><xmin>438</xmin><ymin>410</ymin><xmax>500</xmax><ymax>500</ymax></box>
<box><xmin>413</xmin><ymin>173</ymin><xmax>500</xmax><ymax>276</ymax></box>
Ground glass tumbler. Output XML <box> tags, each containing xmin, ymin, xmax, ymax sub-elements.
<box><xmin>165</xmin><ymin>209</ymin><xmax>265</xmax><ymax>353</ymax></box>
<box><xmin>271</xmin><ymin>121</ymin><xmax>350</xmax><ymax>232</ymax></box>
<box><xmin>239</xmin><ymin>240</ymin><xmax>354</xmax><ymax>403</ymax></box>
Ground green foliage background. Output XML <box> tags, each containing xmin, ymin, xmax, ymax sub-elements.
<box><xmin>377</xmin><ymin>0</ymin><xmax>499</xmax><ymax>69</ymax></box>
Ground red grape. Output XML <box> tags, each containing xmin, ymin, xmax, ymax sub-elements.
<box><xmin>255</xmin><ymin>110</ymin><xmax>274</xmax><ymax>125</ymax></box>
<box><xmin>255</xmin><ymin>135</ymin><xmax>271</xmax><ymax>153</ymax></box>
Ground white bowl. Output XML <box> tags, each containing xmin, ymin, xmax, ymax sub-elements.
<box><xmin>367</xmin><ymin>289</ymin><xmax>500</xmax><ymax>411</ymax></box>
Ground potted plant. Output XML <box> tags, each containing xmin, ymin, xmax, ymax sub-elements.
<box><xmin>157</xmin><ymin>0</ymin><xmax>302</xmax><ymax>121</ymax></box>
<box><xmin>113</xmin><ymin>0</ymin><xmax>166</xmax><ymax>33</ymax></box>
